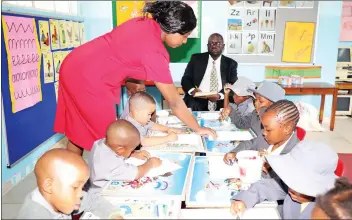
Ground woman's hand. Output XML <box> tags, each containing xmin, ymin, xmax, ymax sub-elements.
<box><xmin>195</xmin><ymin>127</ymin><xmax>217</xmax><ymax>140</ymax></box>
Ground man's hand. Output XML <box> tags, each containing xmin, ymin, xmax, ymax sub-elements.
<box><xmin>207</xmin><ymin>94</ymin><xmax>221</xmax><ymax>102</ymax></box>
<box><xmin>191</xmin><ymin>88</ymin><xmax>202</xmax><ymax>97</ymax></box>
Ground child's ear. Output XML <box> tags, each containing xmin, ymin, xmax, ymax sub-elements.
<box><xmin>115</xmin><ymin>146</ymin><xmax>125</xmax><ymax>155</ymax></box>
<box><xmin>43</xmin><ymin>178</ymin><xmax>53</xmax><ymax>194</ymax></box>
<box><xmin>284</xmin><ymin>123</ymin><xmax>294</xmax><ymax>136</ymax></box>
<box><xmin>127</xmin><ymin>90</ymin><xmax>132</xmax><ymax>96</ymax></box>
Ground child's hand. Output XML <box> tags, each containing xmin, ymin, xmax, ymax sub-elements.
<box><xmin>223</xmin><ymin>152</ymin><xmax>237</xmax><ymax>165</ymax></box>
<box><xmin>147</xmin><ymin>157</ymin><xmax>162</xmax><ymax>168</ymax></box>
<box><xmin>230</xmin><ymin>201</ymin><xmax>246</xmax><ymax>216</ymax></box>
<box><xmin>220</xmin><ymin>107</ymin><xmax>232</xmax><ymax>121</ymax></box>
<box><xmin>224</xmin><ymin>83</ymin><xmax>232</xmax><ymax>94</ymax></box>
<box><xmin>262</xmin><ymin>162</ymin><xmax>271</xmax><ymax>174</ymax></box>
<box><xmin>167</xmin><ymin>132</ymin><xmax>178</xmax><ymax>142</ymax></box>
<box><xmin>131</xmin><ymin>150</ymin><xmax>151</xmax><ymax>160</ymax></box>
<box><xmin>167</xmin><ymin>128</ymin><xmax>182</xmax><ymax>134</ymax></box>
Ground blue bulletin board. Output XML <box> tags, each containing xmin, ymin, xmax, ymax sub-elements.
<box><xmin>1</xmin><ymin>12</ymin><xmax>83</xmax><ymax>167</ymax></box>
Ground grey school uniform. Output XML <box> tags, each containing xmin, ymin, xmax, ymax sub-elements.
<box><xmin>17</xmin><ymin>188</ymin><xmax>71</xmax><ymax>219</ymax></box>
<box><xmin>228</xmin><ymin>98</ymin><xmax>255</xmax><ymax>129</ymax></box>
<box><xmin>124</xmin><ymin>114</ymin><xmax>154</xmax><ymax>140</ymax></box>
<box><xmin>119</xmin><ymin>99</ymin><xmax>130</xmax><ymax>119</ymax></box>
<box><xmin>17</xmin><ymin>188</ymin><xmax>117</xmax><ymax>219</ymax></box>
<box><xmin>88</xmin><ymin>139</ymin><xmax>138</xmax><ymax>191</ymax></box>
<box><xmin>231</xmin><ymin>178</ymin><xmax>315</xmax><ymax>219</ymax></box>
<box><xmin>231</xmin><ymin>108</ymin><xmax>268</xmax><ymax>153</ymax></box>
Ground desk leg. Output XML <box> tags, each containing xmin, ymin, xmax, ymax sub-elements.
<box><xmin>319</xmin><ymin>94</ymin><xmax>325</xmax><ymax>124</ymax></box>
<box><xmin>330</xmin><ymin>89</ymin><xmax>338</xmax><ymax>131</ymax></box>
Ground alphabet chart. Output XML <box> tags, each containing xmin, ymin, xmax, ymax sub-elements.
<box><xmin>227</xmin><ymin>1</ymin><xmax>314</xmax><ymax>55</ymax></box>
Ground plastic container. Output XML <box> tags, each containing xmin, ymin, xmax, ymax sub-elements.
<box><xmin>237</xmin><ymin>150</ymin><xmax>263</xmax><ymax>185</ymax></box>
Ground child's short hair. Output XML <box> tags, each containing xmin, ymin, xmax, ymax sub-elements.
<box><xmin>316</xmin><ymin>177</ymin><xmax>352</xmax><ymax>219</ymax></box>
<box><xmin>129</xmin><ymin>91</ymin><xmax>156</xmax><ymax>109</ymax></box>
<box><xmin>125</xmin><ymin>78</ymin><xmax>144</xmax><ymax>85</ymax></box>
<box><xmin>265</xmin><ymin>99</ymin><xmax>300</xmax><ymax>128</ymax></box>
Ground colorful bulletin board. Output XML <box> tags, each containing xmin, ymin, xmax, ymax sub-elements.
<box><xmin>1</xmin><ymin>12</ymin><xmax>84</xmax><ymax>166</ymax></box>
<box><xmin>111</xmin><ymin>0</ymin><xmax>202</xmax><ymax>63</ymax></box>
<box><xmin>225</xmin><ymin>1</ymin><xmax>319</xmax><ymax>63</ymax></box>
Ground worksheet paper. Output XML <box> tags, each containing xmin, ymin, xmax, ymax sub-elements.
<box><xmin>194</xmin><ymin>91</ymin><xmax>218</xmax><ymax>97</ymax></box>
<box><xmin>208</xmin><ymin>130</ymin><xmax>254</xmax><ymax>141</ymax></box>
<box><xmin>208</xmin><ymin>156</ymin><xmax>240</xmax><ymax>179</ymax></box>
<box><xmin>125</xmin><ymin>157</ymin><xmax>182</xmax><ymax>178</ymax></box>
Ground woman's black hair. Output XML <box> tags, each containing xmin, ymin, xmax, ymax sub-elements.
<box><xmin>143</xmin><ymin>1</ymin><xmax>197</xmax><ymax>35</ymax></box>
<box><xmin>316</xmin><ymin>177</ymin><xmax>352</xmax><ymax>219</ymax></box>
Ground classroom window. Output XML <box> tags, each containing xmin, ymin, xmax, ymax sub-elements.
<box><xmin>3</xmin><ymin>1</ymin><xmax>79</xmax><ymax>16</ymax></box>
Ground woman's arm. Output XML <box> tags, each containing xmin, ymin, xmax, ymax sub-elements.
<box><xmin>155</xmin><ymin>82</ymin><xmax>216</xmax><ymax>138</ymax></box>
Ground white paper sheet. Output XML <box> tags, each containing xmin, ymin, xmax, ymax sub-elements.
<box><xmin>208</xmin><ymin>156</ymin><xmax>240</xmax><ymax>179</ymax></box>
<box><xmin>199</xmin><ymin>112</ymin><xmax>220</xmax><ymax>120</ymax></box>
<box><xmin>241</xmin><ymin>207</ymin><xmax>281</xmax><ymax>219</ymax></box>
<box><xmin>208</xmin><ymin>130</ymin><xmax>254</xmax><ymax>141</ymax></box>
<box><xmin>125</xmin><ymin>157</ymin><xmax>182</xmax><ymax>178</ymax></box>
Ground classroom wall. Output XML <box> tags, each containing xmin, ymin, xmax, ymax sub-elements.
<box><xmin>69</xmin><ymin>1</ymin><xmax>343</xmax><ymax>117</ymax></box>
<box><xmin>1</xmin><ymin>5</ymin><xmax>81</xmax><ymax>193</ymax></box>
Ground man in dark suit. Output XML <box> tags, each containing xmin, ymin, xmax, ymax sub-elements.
<box><xmin>181</xmin><ymin>33</ymin><xmax>238</xmax><ymax>111</ymax></box>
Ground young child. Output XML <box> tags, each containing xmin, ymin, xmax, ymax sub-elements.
<box><xmin>223</xmin><ymin>81</ymin><xmax>286</xmax><ymax>163</ymax></box>
<box><xmin>311</xmin><ymin>177</ymin><xmax>352</xmax><ymax>219</ymax></box>
<box><xmin>230</xmin><ymin>140</ymin><xmax>338</xmax><ymax>219</ymax></box>
<box><xmin>122</xmin><ymin>91</ymin><xmax>181</xmax><ymax>147</ymax></box>
<box><xmin>120</xmin><ymin>78</ymin><xmax>148</xmax><ymax>120</ymax></box>
<box><xmin>16</xmin><ymin>149</ymin><xmax>120</xmax><ymax>219</ymax></box>
<box><xmin>88</xmin><ymin>119</ymin><xmax>162</xmax><ymax>192</ymax></box>
<box><xmin>220</xmin><ymin>77</ymin><xmax>256</xmax><ymax>128</ymax></box>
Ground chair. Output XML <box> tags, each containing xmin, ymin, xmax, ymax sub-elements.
<box><xmin>335</xmin><ymin>159</ymin><xmax>345</xmax><ymax>177</ymax></box>
<box><xmin>296</xmin><ymin>126</ymin><xmax>306</xmax><ymax>141</ymax></box>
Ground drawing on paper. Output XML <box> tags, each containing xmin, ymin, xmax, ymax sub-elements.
<box><xmin>53</xmin><ymin>51</ymin><xmax>62</xmax><ymax>81</ymax></box>
<box><xmin>244</xmin><ymin>1</ymin><xmax>261</xmax><ymax>8</ymax></box>
<box><xmin>259</xmin><ymin>9</ymin><xmax>276</xmax><ymax>31</ymax></box>
<box><xmin>242</xmin><ymin>31</ymin><xmax>258</xmax><ymax>54</ymax></box>
<box><xmin>43</xmin><ymin>52</ymin><xmax>54</xmax><ymax>83</ymax></box>
<box><xmin>38</xmin><ymin>20</ymin><xmax>50</xmax><ymax>52</ymax></box>
<box><xmin>279</xmin><ymin>1</ymin><xmax>295</xmax><ymax>8</ymax></box>
<box><xmin>258</xmin><ymin>32</ymin><xmax>275</xmax><ymax>55</ymax></box>
<box><xmin>49</xmin><ymin>19</ymin><xmax>60</xmax><ymax>50</ymax></box>
<box><xmin>282</xmin><ymin>22</ymin><xmax>315</xmax><ymax>63</ymax></box>
<box><xmin>228</xmin><ymin>18</ymin><xmax>242</xmax><ymax>31</ymax></box>
<box><xmin>227</xmin><ymin>32</ymin><xmax>242</xmax><ymax>54</ymax></box>
<box><xmin>228</xmin><ymin>0</ymin><xmax>244</xmax><ymax>7</ymax></box>
<box><xmin>261</xmin><ymin>0</ymin><xmax>278</xmax><ymax>7</ymax></box>
<box><xmin>58</xmin><ymin>20</ymin><xmax>66</xmax><ymax>49</ymax></box>
<box><xmin>65</xmin><ymin>21</ymin><xmax>73</xmax><ymax>48</ymax></box>
<box><xmin>242</xmin><ymin>9</ymin><xmax>258</xmax><ymax>31</ymax></box>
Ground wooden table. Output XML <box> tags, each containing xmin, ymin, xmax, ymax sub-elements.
<box><xmin>281</xmin><ymin>83</ymin><xmax>338</xmax><ymax>131</ymax></box>
<box><xmin>336</xmin><ymin>81</ymin><xmax>352</xmax><ymax>90</ymax></box>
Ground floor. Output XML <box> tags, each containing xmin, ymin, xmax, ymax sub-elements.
<box><xmin>2</xmin><ymin>117</ymin><xmax>352</xmax><ymax>219</ymax></box>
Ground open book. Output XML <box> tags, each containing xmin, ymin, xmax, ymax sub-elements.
<box><xmin>125</xmin><ymin>157</ymin><xmax>182</xmax><ymax>178</ymax></box>
<box><xmin>194</xmin><ymin>91</ymin><xmax>218</xmax><ymax>97</ymax></box>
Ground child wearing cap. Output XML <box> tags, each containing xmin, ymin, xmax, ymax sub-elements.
<box><xmin>230</xmin><ymin>140</ymin><xmax>338</xmax><ymax>219</ymax></box>
<box><xmin>311</xmin><ymin>177</ymin><xmax>352</xmax><ymax>219</ymax></box>
<box><xmin>220</xmin><ymin>77</ymin><xmax>256</xmax><ymax>129</ymax></box>
<box><xmin>223</xmin><ymin>81</ymin><xmax>285</xmax><ymax>161</ymax></box>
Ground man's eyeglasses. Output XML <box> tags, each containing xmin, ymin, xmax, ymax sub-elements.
<box><xmin>208</xmin><ymin>42</ymin><xmax>223</xmax><ymax>47</ymax></box>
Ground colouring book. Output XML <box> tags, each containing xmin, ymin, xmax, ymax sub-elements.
<box><xmin>186</xmin><ymin>156</ymin><xmax>277</xmax><ymax>208</ymax></box>
<box><xmin>102</xmin><ymin>152</ymin><xmax>192</xmax><ymax>198</ymax></box>
<box><xmin>102</xmin><ymin>197</ymin><xmax>182</xmax><ymax>219</ymax></box>
<box><xmin>143</xmin><ymin>133</ymin><xmax>205</xmax><ymax>153</ymax></box>
<box><xmin>204</xmin><ymin>139</ymin><xmax>239</xmax><ymax>155</ymax></box>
